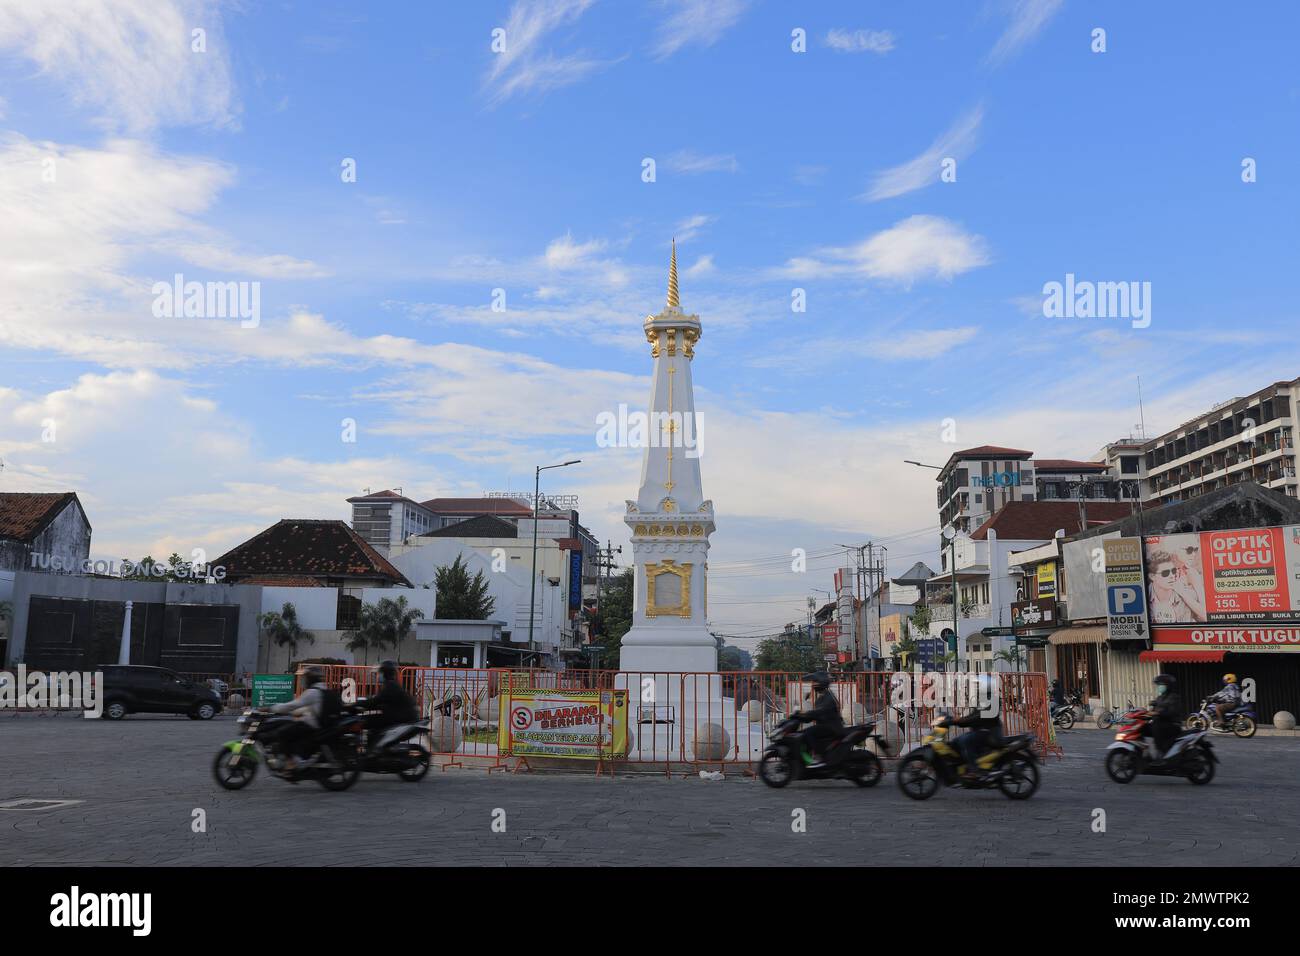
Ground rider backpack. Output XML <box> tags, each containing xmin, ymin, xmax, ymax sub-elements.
<box><xmin>317</xmin><ymin>686</ymin><xmax>343</xmax><ymax>723</ymax></box>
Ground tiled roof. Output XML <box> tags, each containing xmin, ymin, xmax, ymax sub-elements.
<box><xmin>953</xmin><ymin>445</ymin><xmax>1033</xmax><ymax>458</ymax></box>
<box><xmin>970</xmin><ymin>501</ymin><xmax>1135</xmax><ymax>541</ymax></box>
<box><xmin>422</xmin><ymin>515</ymin><xmax>519</xmax><ymax>539</ymax></box>
<box><xmin>0</xmin><ymin>492</ymin><xmax>86</xmax><ymax>542</ymax></box>
<box><xmin>213</xmin><ymin>519</ymin><xmax>412</xmax><ymax>586</ymax></box>
<box><xmin>1032</xmin><ymin>459</ymin><xmax>1109</xmax><ymax>471</ymax></box>
<box><xmin>236</xmin><ymin>575</ymin><xmax>326</xmax><ymax>587</ymax></box>
<box><xmin>346</xmin><ymin>489</ymin><xmax>426</xmax><ymax>508</ymax></box>
<box><xmin>421</xmin><ymin>497</ymin><xmax>533</xmax><ymax>516</ymax></box>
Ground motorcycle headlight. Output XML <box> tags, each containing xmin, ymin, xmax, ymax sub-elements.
<box><xmin>1114</xmin><ymin>732</ymin><xmax>1126</xmax><ymax>741</ymax></box>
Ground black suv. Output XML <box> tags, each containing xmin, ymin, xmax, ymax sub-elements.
<box><xmin>101</xmin><ymin>666</ymin><xmax>223</xmax><ymax>721</ymax></box>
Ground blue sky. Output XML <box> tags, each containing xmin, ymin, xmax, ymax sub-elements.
<box><xmin>2</xmin><ymin>1</ymin><xmax>1299</xmax><ymax>644</ymax></box>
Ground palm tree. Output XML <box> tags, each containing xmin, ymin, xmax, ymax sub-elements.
<box><xmin>894</xmin><ymin>636</ymin><xmax>919</xmax><ymax>670</ymax></box>
<box><xmin>259</xmin><ymin>603</ymin><xmax>314</xmax><ymax>668</ymax></box>
<box><xmin>345</xmin><ymin>595</ymin><xmax>424</xmax><ymax>665</ymax></box>
<box><xmin>993</xmin><ymin>646</ymin><xmax>1024</xmax><ymax>672</ymax></box>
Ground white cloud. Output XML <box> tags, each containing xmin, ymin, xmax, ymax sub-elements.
<box><xmin>665</xmin><ymin>149</ymin><xmax>739</xmax><ymax>175</ymax></box>
<box><xmin>871</xmin><ymin>326</ymin><xmax>979</xmax><ymax>359</ymax></box>
<box><xmin>825</xmin><ymin>28</ymin><xmax>896</xmax><ymax>54</ymax></box>
<box><xmin>777</xmin><ymin>215</ymin><xmax>991</xmax><ymax>285</ymax></box>
<box><xmin>651</xmin><ymin>0</ymin><xmax>749</xmax><ymax>59</ymax></box>
<box><xmin>862</xmin><ymin>104</ymin><xmax>983</xmax><ymax>201</ymax></box>
<box><xmin>484</xmin><ymin>0</ymin><xmax>611</xmax><ymax>103</ymax></box>
<box><xmin>674</xmin><ymin>213</ymin><xmax>715</xmax><ymax>243</ymax></box>
<box><xmin>543</xmin><ymin>232</ymin><xmax>609</xmax><ymax>269</ymax></box>
<box><xmin>685</xmin><ymin>254</ymin><xmax>714</xmax><ymax>278</ymax></box>
<box><xmin>171</xmin><ymin>243</ymin><xmax>330</xmax><ymax>278</ymax></box>
<box><xmin>0</xmin><ymin>0</ymin><xmax>237</xmax><ymax>132</ymax></box>
<box><xmin>986</xmin><ymin>0</ymin><xmax>1064</xmax><ymax>66</ymax></box>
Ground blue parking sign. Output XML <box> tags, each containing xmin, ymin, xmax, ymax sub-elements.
<box><xmin>1107</xmin><ymin>584</ymin><xmax>1145</xmax><ymax>616</ymax></box>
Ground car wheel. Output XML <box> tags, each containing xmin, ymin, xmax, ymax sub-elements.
<box><xmin>103</xmin><ymin>700</ymin><xmax>128</xmax><ymax>720</ymax></box>
<box><xmin>194</xmin><ymin>702</ymin><xmax>217</xmax><ymax>721</ymax></box>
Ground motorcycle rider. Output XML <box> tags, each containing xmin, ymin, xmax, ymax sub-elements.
<box><xmin>1148</xmin><ymin>673</ymin><xmax>1183</xmax><ymax>762</ymax></box>
<box><xmin>950</xmin><ymin>673</ymin><xmax>1003</xmax><ymax>780</ymax></box>
<box><xmin>790</xmin><ymin>672</ymin><xmax>844</xmax><ymax>768</ymax></box>
<box><xmin>1208</xmin><ymin>673</ymin><xmax>1243</xmax><ymax>730</ymax></box>
<box><xmin>270</xmin><ymin>666</ymin><xmax>329</xmax><ymax>770</ymax></box>
<box><xmin>358</xmin><ymin>660</ymin><xmax>418</xmax><ymax>751</ymax></box>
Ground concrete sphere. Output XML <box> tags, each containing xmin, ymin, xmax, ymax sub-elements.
<box><xmin>849</xmin><ymin>702</ymin><xmax>869</xmax><ymax>726</ymax></box>
<box><xmin>693</xmin><ymin>723</ymin><xmax>732</xmax><ymax>761</ymax></box>
<box><xmin>1274</xmin><ymin>711</ymin><xmax>1297</xmax><ymax>731</ymax></box>
<box><xmin>429</xmin><ymin>715</ymin><xmax>463</xmax><ymax>753</ymax></box>
<box><xmin>742</xmin><ymin>700</ymin><xmax>765</xmax><ymax>722</ymax></box>
<box><xmin>477</xmin><ymin>694</ymin><xmax>501</xmax><ymax>723</ymax></box>
<box><xmin>227</xmin><ymin>693</ymin><xmax>246</xmax><ymax>710</ymax></box>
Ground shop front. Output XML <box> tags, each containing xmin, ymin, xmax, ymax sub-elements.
<box><xmin>1140</xmin><ymin>626</ymin><xmax>1300</xmax><ymax>723</ymax></box>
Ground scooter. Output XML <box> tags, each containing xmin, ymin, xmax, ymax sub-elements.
<box><xmin>758</xmin><ymin>716</ymin><xmax>889</xmax><ymax>788</ymax></box>
<box><xmin>895</xmin><ymin>715</ymin><xmax>1040</xmax><ymax>800</ymax></box>
<box><xmin>1186</xmin><ymin>698</ymin><xmax>1257</xmax><ymax>738</ymax></box>
<box><xmin>1104</xmin><ymin>710</ymin><xmax>1216</xmax><ymax>784</ymax></box>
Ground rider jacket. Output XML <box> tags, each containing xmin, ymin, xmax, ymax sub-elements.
<box><xmin>1210</xmin><ymin>683</ymin><xmax>1242</xmax><ymax>705</ymax></box>
<box><xmin>797</xmin><ymin>689</ymin><xmax>845</xmax><ymax>733</ymax></box>
<box><xmin>1150</xmin><ymin>691</ymin><xmax>1183</xmax><ymax>725</ymax></box>
<box><xmin>950</xmin><ymin>709</ymin><xmax>1002</xmax><ymax>735</ymax></box>
<box><xmin>362</xmin><ymin>678</ymin><xmax>418</xmax><ymax>725</ymax></box>
<box><xmin>271</xmin><ymin>686</ymin><xmax>325</xmax><ymax>729</ymax></box>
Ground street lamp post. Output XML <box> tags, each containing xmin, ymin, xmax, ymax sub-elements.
<box><xmin>528</xmin><ymin>459</ymin><xmax>581</xmax><ymax>660</ymax></box>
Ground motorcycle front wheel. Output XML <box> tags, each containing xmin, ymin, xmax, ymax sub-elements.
<box><xmin>213</xmin><ymin>748</ymin><xmax>259</xmax><ymax>790</ymax></box>
<box><xmin>896</xmin><ymin>754</ymin><xmax>940</xmax><ymax>800</ymax></box>
<box><xmin>399</xmin><ymin>745</ymin><xmax>432</xmax><ymax>782</ymax></box>
<box><xmin>1186</xmin><ymin>713</ymin><xmax>1208</xmax><ymax>732</ymax></box>
<box><xmin>996</xmin><ymin>753</ymin><xmax>1039</xmax><ymax>800</ymax></box>
<box><xmin>1055</xmin><ymin>710</ymin><xmax>1075</xmax><ymax>730</ymax></box>
<box><xmin>758</xmin><ymin>751</ymin><xmax>795</xmax><ymax>788</ymax></box>
<box><xmin>1232</xmin><ymin>715</ymin><xmax>1257</xmax><ymax>738</ymax></box>
<box><xmin>1104</xmin><ymin>748</ymin><xmax>1139</xmax><ymax>784</ymax></box>
<box><xmin>849</xmin><ymin>751</ymin><xmax>883</xmax><ymax>788</ymax></box>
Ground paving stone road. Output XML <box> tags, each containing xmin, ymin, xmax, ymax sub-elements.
<box><xmin>2</xmin><ymin>716</ymin><xmax>1297</xmax><ymax>866</ymax></box>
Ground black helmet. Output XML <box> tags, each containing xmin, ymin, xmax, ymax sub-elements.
<box><xmin>1153</xmin><ymin>673</ymin><xmax>1177</xmax><ymax>689</ymax></box>
<box><xmin>804</xmin><ymin>671</ymin><xmax>831</xmax><ymax>691</ymax></box>
<box><xmin>378</xmin><ymin>660</ymin><xmax>398</xmax><ymax>680</ymax></box>
<box><xmin>302</xmin><ymin>666</ymin><xmax>325</xmax><ymax>687</ymax></box>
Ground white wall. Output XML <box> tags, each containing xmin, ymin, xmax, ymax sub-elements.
<box><xmin>261</xmin><ymin>586</ymin><xmax>339</xmax><ymax>629</ymax></box>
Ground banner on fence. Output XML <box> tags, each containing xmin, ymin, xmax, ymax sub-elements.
<box><xmin>251</xmin><ymin>674</ymin><xmax>295</xmax><ymax>706</ymax></box>
<box><xmin>499</xmin><ymin>687</ymin><xmax>629</xmax><ymax>758</ymax></box>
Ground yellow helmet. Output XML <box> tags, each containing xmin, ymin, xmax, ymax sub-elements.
<box><xmin>1223</xmin><ymin>673</ymin><xmax>1237</xmax><ymax>684</ymax></box>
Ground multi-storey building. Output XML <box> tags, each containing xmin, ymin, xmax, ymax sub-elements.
<box><xmin>936</xmin><ymin>446</ymin><xmax>1036</xmax><ymax>539</ymax></box>
<box><xmin>1143</xmin><ymin>377</ymin><xmax>1300</xmax><ymax>505</ymax></box>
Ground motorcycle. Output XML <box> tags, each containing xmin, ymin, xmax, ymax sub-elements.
<box><xmin>1186</xmin><ymin>697</ymin><xmax>1257</xmax><ymax>738</ymax></box>
<box><xmin>758</xmin><ymin>716</ymin><xmax>889</xmax><ymax>788</ymax></box>
<box><xmin>213</xmin><ymin>708</ymin><xmax>365</xmax><ymax>791</ymax></box>
<box><xmin>1104</xmin><ymin>710</ymin><xmax>1216</xmax><ymax>784</ymax></box>
<box><xmin>351</xmin><ymin>695</ymin><xmax>460</xmax><ymax>782</ymax></box>
<box><xmin>895</xmin><ymin>715</ymin><xmax>1040</xmax><ymax>800</ymax></box>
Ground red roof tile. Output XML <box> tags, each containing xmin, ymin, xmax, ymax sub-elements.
<box><xmin>970</xmin><ymin>501</ymin><xmax>1135</xmax><ymax>541</ymax></box>
<box><xmin>214</xmin><ymin>519</ymin><xmax>412</xmax><ymax>586</ymax></box>
<box><xmin>0</xmin><ymin>492</ymin><xmax>87</xmax><ymax>542</ymax></box>
<box><xmin>953</xmin><ymin>445</ymin><xmax>1033</xmax><ymax>458</ymax></box>
<box><xmin>1032</xmin><ymin>459</ymin><xmax>1109</xmax><ymax>471</ymax></box>
<box><xmin>420</xmin><ymin>497</ymin><xmax>533</xmax><ymax>516</ymax></box>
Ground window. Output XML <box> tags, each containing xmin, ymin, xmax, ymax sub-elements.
<box><xmin>337</xmin><ymin>591</ymin><xmax>362</xmax><ymax>630</ymax></box>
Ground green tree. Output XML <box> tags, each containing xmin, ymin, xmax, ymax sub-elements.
<box><xmin>993</xmin><ymin>646</ymin><xmax>1024</xmax><ymax>672</ymax></box>
<box><xmin>589</xmin><ymin>568</ymin><xmax>632</xmax><ymax>668</ymax></box>
<box><xmin>754</xmin><ymin>631</ymin><xmax>822</xmax><ymax>673</ymax></box>
<box><xmin>434</xmin><ymin>556</ymin><xmax>497</xmax><ymax>620</ymax></box>
<box><xmin>259</xmin><ymin>602</ymin><xmax>314</xmax><ymax>663</ymax></box>
<box><xmin>345</xmin><ymin>595</ymin><xmax>425</xmax><ymax>665</ymax></box>
<box><xmin>120</xmin><ymin>553</ymin><xmax>205</xmax><ymax>582</ymax></box>
<box><xmin>718</xmin><ymin>644</ymin><xmax>748</xmax><ymax>672</ymax></box>
<box><xmin>894</xmin><ymin>635</ymin><xmax>919</xmax><ymax>669</ymax></box>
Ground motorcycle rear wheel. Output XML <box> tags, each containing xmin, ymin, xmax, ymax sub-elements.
<box><xmin>213</xmin><ymin>748</ymin><xmax>258</xmax><ymax>790</ymax></box>
<box><xmin>1185</xmin><ymin>747</ymin><xmax>1215</xmax><ymax>785</ymax></box>
<box><xmin>399</xmin><ymin>745</ymin><xmax>431</xmax><ymax>782</ymax></box>
<box><xmin>1232</xmin><ymin>715</ymin><xmax>1257</xmax><ymax>738</ymax></box>
<box><xmin>1104</xmin><ymin>749</ymin><xmax>1138</xmax><ymax>784</ymax></box>
<box><xmin>996</xmin><ymin>753</ymin><xmax>1039</xmax><ymax>800</ymax></box>
<box><xmin>1055</xmin><ymin>710</ymin><xmax>1075</xmax><ymax>730</ymax></box>
<box><xmin>896</xmin><ymin>754</ymin><xmax>940</xmax><ymax>800</ymax></box>
<box><xmin>849</xmin><ymin>751</ymin><xmax>883</xmax><ymax>788</ymax></box>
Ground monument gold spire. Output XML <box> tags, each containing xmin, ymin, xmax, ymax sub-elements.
<box><xmin>666</xmin><ymin>238</ymin><xmax>680</xmax><ymax>310</ymax></box>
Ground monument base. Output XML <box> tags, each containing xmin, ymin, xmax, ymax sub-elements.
<box><xmin>618</xmin><ymin>624</ymin><xmax>718</xmax><ymax>674</ymax></box>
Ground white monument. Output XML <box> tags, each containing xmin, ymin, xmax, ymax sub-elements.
<box><xmin>619</xmin><ymin>241</ymin><xmax>718</xmax><ymax>674</ymax></box>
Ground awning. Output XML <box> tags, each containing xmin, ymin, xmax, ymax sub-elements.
<box><xmin>1048</xmin><ymin>625</ymin><xmax>1108</xmax><ymax>646</ymax></box>
<box><xmin>1139</xmin><ymin>649</ymin><xmax>1227</xmax><ymax>663</ymax></box>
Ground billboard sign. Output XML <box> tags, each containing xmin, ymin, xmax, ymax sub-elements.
<box><xmin>1152</xmin><ymin>625</ymin><xmax>1300</xmax><ymax>653</ymax></box>
<box><xmin>499</xmin><ymin>687</ymin><xmax>629</xmax><ymax>759</ymax></box>
<box><xmin>1145</xmin><ymin>527</ymin><xmax>1300</xmax><ymax>624</ymax></box>
<box><xmin>568</xmin><ymin>549</ymin><xmax>583</xmax><ymax>611</ymax></box>
<box><xmin>1036</xmin><ymin>563</ymin><xmax>1057</xmax><ymax>599</ymax></box>
<box><xmin>1105</xmin><ymin>537</ymin><xmax>1149</xmax><ymax>643</ymax></box>
<box><xmin>1012</xmin><ymin>599</ymin><xmax>1056</xmax><ymax>631</ymax></box>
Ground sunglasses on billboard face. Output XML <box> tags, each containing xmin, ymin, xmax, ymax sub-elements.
<box><xmin>1155</xmin><ymin>567</ymin><xmax>1177</xmax><ymax>579</ymax></box>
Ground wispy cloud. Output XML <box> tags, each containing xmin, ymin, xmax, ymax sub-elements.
<box><xmin>652</xmin><ymin>0</ymin><xmax>749</xmax><ymax>59</ymax></box>
<box><xmin>986</xmin><ymin>0</ymin><xmax>1064</xmax><ymax>66</ymax></box>
<box><xmin>484</xmin><ymin>0</ymin><xmax>610</xmax><ymax>103</ymax></box>
<box><xmin>778</xmin><ymin>215</ymin><xmax>991</xmax><ymax>285</ymax></box>
<box><xmin>674</xmin><ymin>213</ymin><xmax>715</xmax><ymax>243</ymax></box>
<box><xmin>685</xmin><ymin>254</ymin><xmax>714</xmax><ymax>278</ymax></box>
<box><xmin>861</xmin><ymin>104</ymin><xmax>983</xmax><ymax>201</ymax></box>
<box><xmin>825</xmin><ymin>28</ymin><xmax>896</xmax><ymax>54</ymax></box>
<box><xmin>665</xmin><ymin>149</ymin><xmax>739</xmax><ymax>175</ymax></box>
<box><xmin>0</xmin><ymin>0</ymin><xmax>237</xmax><ymax>132</ymax></box>
<box><xmin>872</xmin><ymin>327</ymin><xmax>979</xmax><ymax>359</ymax></box>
